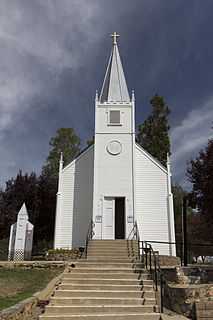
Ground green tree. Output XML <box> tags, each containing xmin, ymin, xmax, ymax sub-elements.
<box><xmin>171</xmin><ymin>182</ymin><xmax>193</xmax><ymax>254</ymax></box>
<box><xmin>187</xmin><ymin>138</ymin><xmax>213</xmax><ymax>230</ymax></box>
<box><xmin>42</xmin><ymin>127</ymin><xmax>81</xmax><ymax>180</ymax></box>
<box><xmin>137</xmin><ymin>93</ymin><xmax>171</xmax><ymax>167</ymax></box>
<box><xmin>0</xmin><ymin>171</ymin><xmax>40</xmax><ymax>240</ymax></box>
<box><xmin>0</xmin><ymin>170</ymin><xmax>57</xmax><ymax>243</ymax></box>
<box><xmin>187</xmin><ymin>211</ymin><xmax>213</xmax><ymax>261</ymax></box>
<box><xmin>172</xmin><ymin>182</ymin><xmax>187</xmax><ymax>222</ymax></box>
<box><xmin>87</xmin><ymin>136</ymin><xmax>94</xmax><ymax>146</ymax></box>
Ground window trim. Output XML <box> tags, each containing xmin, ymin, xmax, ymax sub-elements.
<box><xmin>107</xmin><ymin>109</ymin><xmax>122</xmax><ymax>126</ymax></box>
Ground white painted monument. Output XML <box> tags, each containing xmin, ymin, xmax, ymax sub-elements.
<box><xmin>8</xmin><ymin>203</ymin><xmax>34</xmax><ymax>261</ymax></box>
<box><xmin>54</xmin><ymin>33</ymin><xmax>176</xmax><ymax>255</ymax></box>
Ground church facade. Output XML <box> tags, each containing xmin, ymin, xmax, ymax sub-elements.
<box><xmin>54</xmin><ymin>36</ymin><xmax>176</xmax><ymax>256</ymax></box>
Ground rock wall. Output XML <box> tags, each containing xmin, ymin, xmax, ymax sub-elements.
<box><xmin>164</xmin><ymin>266</ymin><xmax>213</xmax><ymax>318</ymax></box>
<box><xmin>165</xmin><ymin>283</ymin><xmax>213</xmax><ymax>317</ymax></box>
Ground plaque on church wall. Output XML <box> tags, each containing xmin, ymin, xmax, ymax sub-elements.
<box><xmin>95</xmin><ymin>215</ymin><xmax>102</xmax><ymax>223</ymax></box>
<box><xmin>107</xmin><ymin>140</ymin><xmax>122</xmax><ymax>155</ymax></box>
<box><xmin>127</xmin><ymin>215</ymin><xmax>133</xmax><ymax>223</ymax></box>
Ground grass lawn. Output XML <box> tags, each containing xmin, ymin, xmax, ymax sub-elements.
<box><xmin>0</xmin><ymin>268</ymin><xmax>62</xmax><ymax>311</ymax></box>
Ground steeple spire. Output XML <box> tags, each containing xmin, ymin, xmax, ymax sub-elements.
<box><xmin>100</xmin><ymin>33</ymin><xmax>130</xmax><ymax>103</ymax></box>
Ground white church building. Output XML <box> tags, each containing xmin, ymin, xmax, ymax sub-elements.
<box><xmin>54</xmin><ymin>34</ymin><xmax>176</xmax><ymax>256</ymax></box>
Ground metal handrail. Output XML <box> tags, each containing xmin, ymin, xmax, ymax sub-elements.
<box><xmin>127</xmin><ymin>220</ymin><xmax>139</xmax><ymax>240</ymax></box>
<box><xmin>140</xmin><ymin>240</ymin><xmax>213</xmax><ymax>266</ymax></box>
<box><xmin>85</xmin><ymin>220</ymin><xmax>95</xmax><ymax>258</ymax></box>
<box><xmin>141</xmin><ymin>241</ymin><xmax>164</xmax><ymax>313</ymax></box>
<box><xmin>127</xmin><ymin>221</ymin><xmax>140</xmax><ymax>259</ymax></box>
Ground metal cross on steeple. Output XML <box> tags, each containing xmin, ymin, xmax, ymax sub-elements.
<box><xmin>110</xmin><ymin>32</ymin><xmax>119</xmax><ymax>45</ymax></box>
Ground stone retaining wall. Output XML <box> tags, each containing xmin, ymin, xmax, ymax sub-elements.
<box><xmin>0</xmin><ymin>261</ymin><xmax>66</xmax><ymax>269</ymax></box>
<box><xmin>45</xmin><ymin>252</ymin><xmax>85</xmax><ymax>261</ymax></box>
<box><xmin>0</xmin><ymin>296</ymin><xmax>38</xmax><ymax>320</ymax></box>
<box><xmin>195</xmin><ymin>301</ymin><xmax>213</xmax><ymax>320</ymax></box>
<box><xmin>163</xmin><ymin>266</ymin><xmax>213</xmax><ymax>318</ymax></box>
<box><xmin>165</xmin><ymin>283</ymin><xmax>213</xmax><ymax>318</ymax></box>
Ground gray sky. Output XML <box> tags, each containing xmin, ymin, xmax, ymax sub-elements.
<box><xmin>0</xmin><ymin>0</ymin><xmax>212</xmax><ymax>190</ymax></box>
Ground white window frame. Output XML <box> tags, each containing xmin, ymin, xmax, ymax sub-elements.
<box><xmin>107</xmin><ymin>109</ymin><xmax>122</xmax><ymax>126</ymax></box>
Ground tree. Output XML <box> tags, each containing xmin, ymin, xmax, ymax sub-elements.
<box><xmin>172</xmin><ymin>183</ymin><xmax>187</xmax><ymax>245</ymax></box>
<box><xmin>171</xmin><ymin>182</ymin><xmax>195</xmax><ymax>258</ymax></box>
<box><xmin>172</xmin><ymin>182</ymin><xmax>187</xmax><ymax>222</ymax></box>
<box><xmin>137</xmin><ymin>93</ymin><xmax>171</xmax><ymax>167</ymax></box>
<box><xmin>0</xmin><ymin>171</ymin><xmax>40</xmax><ymax>240</ymax></box>
<box><xmin>187</xmin><ymin>139</ymin><xmax>213</xmax><ymax>225</ymax></box>
<box><xmin>42</xmin><ymin>127</ymin><xmax>81</xmax><ymax>180</ymax></box>
<box><xmin>0</xmin><ymin>170</ymin><xmax>57</xmax><ymax>242</ymax></box>
<box><xmin>87</xmin><ymin>136</ymin><xmax>94</xmax><ymax>146</ymax></box>
<box><xmin>36</xmin><ymin>174</ymin><xmax>57</xmax><ymax>241</ymax></box>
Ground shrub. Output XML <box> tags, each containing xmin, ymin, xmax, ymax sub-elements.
<box><xmin>47</xmin><ymin>248</ymin><xmax>79</xmax><ymax>254</ymax></box>
<box><xmin>32</xmin><ymin>239</ymin><xmax>53</xmax><ymax>255</ymax></box>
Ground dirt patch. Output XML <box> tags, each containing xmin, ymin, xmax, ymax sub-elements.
<box><xmin>0</xmin><ymin>280</ymin><xmax>26</xmax><ymax>297</ymax></box>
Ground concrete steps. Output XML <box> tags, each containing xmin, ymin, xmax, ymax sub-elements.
<box><xmin>43</xmin><ymin>305</ymin><xmax>157</xmax><ymax>313</ymax></box>
<box><xmin>49</xmin><ymin>297</ymin><xmax>156</xmax><ymax>305</ymax></box>
<box><xmin>76</xmin><ymin>262</ymin><xmax>134</xmax><ymax>268</ymax></box>
<box><xmin>68</xmin><ymin>268</ymin><xmax>148</xmax><ymax>274</ymax></box>
<box><xmin>53</xmin><ymin>289</ymin><xmax>156</xmax><ymax>299</ymax></box>
<box><xmin>39</xmin><ymin>314</ymin><xmax>160</xmax><ymax>320</ymax></box>
<box><xmin>62</xmin><ymin>273</ymin><xmax>149</xmax><ymax>279</ymax></box>
<box><xmin>61</xmin><ymin>278</ymin><xmax>154</xmax><ymax>285</ymax></box>
<box><xmin>59</xmin><ymin>284</ymin><xmax>154</xmax><ymax>291</ymax></box>
<box><xmin>40</xmin><ymin>239</ymin><xmax>160</xmax><ymax>320</ymax></box>
<box><xmin>86</xmin><ymin>258</ymin><xmax>139</xmax><ymax>263</ymax></box>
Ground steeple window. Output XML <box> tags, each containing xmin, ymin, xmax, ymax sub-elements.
<box><xmin>109</xmin><ymin>110</ymin><xmax>120</xmax><ymax>124</ymax></box>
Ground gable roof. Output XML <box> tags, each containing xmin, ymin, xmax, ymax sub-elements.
<box><xmin>135</xmin><ymin>143</ymin><xmax>168</xmax><ymax>174</ymax></box>
<box><xmin>62</xmin><ymin>143</ymin><xmax>94</xmax><ymax>172</ymax></box>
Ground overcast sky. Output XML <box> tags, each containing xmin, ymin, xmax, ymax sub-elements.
<box><xmin>0</xmin><ymin>0</ymin><xmax>212</xmax><ymax>190</ymax></box>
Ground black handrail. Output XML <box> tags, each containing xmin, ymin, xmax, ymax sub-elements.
<box><xmin>141</xmin><ymin>241</ymin><xmax>164</xmax><ymax>313</ymax></box>
<box><xmin>127</xmin><ymin>221</ymin><xmax>140</xmax><ymax>258</ymax></box>
<box><xmin>140</xmin><ymin>240</ymin><xmax>213</xmax><ymax>266</ymax></box>
<box><xmin>127</xmin><ymin>220</ymin><xmax>139</xmax><ymax>240</ymax></box>
<box><xmin>85</xmin><ymin>220</ymin><xmax>95</xmax><ymax>258</ymax></box>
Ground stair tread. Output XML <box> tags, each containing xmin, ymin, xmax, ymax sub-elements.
<box><xmin>59</xmin><ymin>285</ymin><xmax>152</xmax><ymax>287</ymax></box>
<box><xmin>51</xmin><ymin>297</ymin><xmax>154</xmax><ymax>300</ymax></box>
<box><xmin>40</xmin><ymin>312</ymin><xmax>160</xmax><ymax>317</ymax></box>
<box><xmin>69</xmin><ymin>268</ymin><xmax>139</xmax><ymax>270</ymax></box>
<box><xmin>40</xmin><ymin>313</ymin><xmax>160</xmax><ymax>316</ymax></box>
<box><xmin>56</xmin><ymin>289</ymin><xmax>153</xmax><ymax>292</ymax></box>
<box><xmin>42</xmin><ymin>240</ymin><xmax>159</xmax><ymax>319</ymax></box>
<box><xmin>62</xmin><ymin>278</ymin><xmax>151</xmax><ymax>281</ymax></box>
<box><xmin>46</xmin><ymin>305</ymin><xmax>156</xmax><ymax>308</ymax></box>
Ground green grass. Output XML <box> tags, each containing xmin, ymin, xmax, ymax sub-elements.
<box><xmin>0</xmin><ymin>268</ymin><xmax>62</xmax><ymax>311</ymax></box>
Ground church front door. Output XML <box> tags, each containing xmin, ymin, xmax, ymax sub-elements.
<box><xmin>103</xmin><ymin>197</ymin><xmax>125</xmax><ymax>239</ymax></box>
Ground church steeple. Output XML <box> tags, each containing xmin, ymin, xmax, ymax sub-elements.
<box><xmin>99</xmin><ymin>33</ymin><xmax>130</xmax><ymax>103</ymax></box>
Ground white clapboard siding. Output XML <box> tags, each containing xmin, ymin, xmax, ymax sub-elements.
<box><xmin>56</xmin><ymin>145</ymin><xmax>94</xmax><ymax>249</ymax></box>
<box><xmin>135</xmin><ymin>144</ymin><xmax>172</xmax><ymax>255</ymax></box>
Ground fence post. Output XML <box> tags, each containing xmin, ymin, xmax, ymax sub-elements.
<box><xmin>182</xmin><ymin>196</ymin><xmax>188</xmax><ymax>266</ymax></box>
<box><xmin>141</xmin><ymin>241</ymin><xmax>144</xmax><ymax>264</ymax></box>
<box><xmin>180</xmin><ymin>243</ymin><xmax>183</xmax><ymax>266</ymax></box>
<box><xmin>160</xmin><ymin>273</ymin><xmax>164</xmax><ymax>313</ymax></box>
<box><xmin>154</xmin><ymin>258</ymin><xmax>157</xmax><ymax>291</ymax></box>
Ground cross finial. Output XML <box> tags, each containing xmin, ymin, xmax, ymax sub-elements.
<box><xmin>110</xmin><ymin>32</ymin><xmax>119</xmax><ymax>45</ymax></box>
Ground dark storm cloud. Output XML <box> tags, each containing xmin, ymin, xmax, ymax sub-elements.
<box><xmin>0</xmin><ymin>0</ymin><xmax>213</xmax><ymax>190</ymax></box>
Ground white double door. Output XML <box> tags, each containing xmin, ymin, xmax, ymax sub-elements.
<box><xmin>103</xmin><ymin>197</ymin><xmax>115</xmax><ymax>239</ymax></box>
